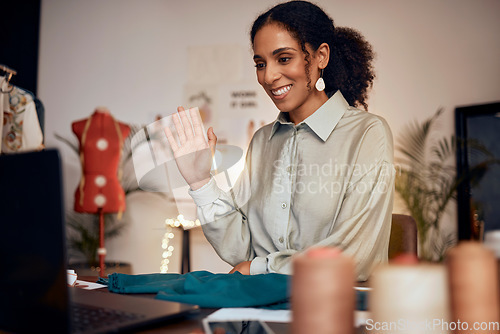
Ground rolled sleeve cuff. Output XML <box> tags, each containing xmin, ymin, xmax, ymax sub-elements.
<box><xmin>188</xmin><ymin>177</ymin><xmax>220</xmax><ymax>207</ymax></box>
<box><xmin>250</xmin><ymin>257</ymin><xmax>268</xmax><ymax>275</ymax></box>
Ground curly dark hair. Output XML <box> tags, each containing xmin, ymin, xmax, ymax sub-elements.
<box><xmin>250</xmin><ymin>0</ymin><xmax>375</xmax><ymax>110</ymax></box>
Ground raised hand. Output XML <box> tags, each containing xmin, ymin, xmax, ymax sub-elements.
<box><xmin>164</xmin><ymin>106</ymin><xmax>217</xmax><ymax>190</ymax></box>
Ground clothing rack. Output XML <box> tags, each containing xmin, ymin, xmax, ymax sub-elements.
<box><xmin>1</xmin><ymin>64</ymin><xmax>45</xmax><ymax>151</ymax></box>
<box><xmin>0</xmin><ymin>64</ymin><xmax>17</xmax><ymax>80</ymax></box>
<box><xmin>1</xmin><ymin>64</ymin><xmax>17</xmax><ymax>93</ymax></box>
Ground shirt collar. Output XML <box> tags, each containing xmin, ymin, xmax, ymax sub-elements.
<box><xmin>269</xmin><ymin>90</ymin><xmax>349</xmax><ymax>142</ymax></box>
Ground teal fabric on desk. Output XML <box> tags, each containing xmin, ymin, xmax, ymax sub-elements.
<box><xmin>104</xmin><ymin>271</ymin><xmax>290</xmax><ymax>309</ymax></box>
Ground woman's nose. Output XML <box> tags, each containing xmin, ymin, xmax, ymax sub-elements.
<box><xmin>264</xmin><ymin>65</ymin><xmax>281</xmax><ymax>85</ymax></box>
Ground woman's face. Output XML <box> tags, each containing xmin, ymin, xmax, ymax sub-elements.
<box><xmin>253</xmin><ymin>23</ymin><xmax>325</xmax><ymax>117</ymax></box>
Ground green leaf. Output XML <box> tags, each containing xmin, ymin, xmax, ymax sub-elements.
<box><xmin>54</xmin><ymin>133</ymin><xmax>79</xmax><ymax>154</ymax></box>
<box><xmin>394</xmin><ymin>108</ymin><xmax>497</xmax><ymax>261</ymax></box>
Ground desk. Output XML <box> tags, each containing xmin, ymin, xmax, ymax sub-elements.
<box><xmin>82</xmin><ymin>284</ymin><xmax>290</xmax><ymax>333</ymax></box>
<box><xmin>80</xmin><ymin>276</ymin><xmax>366</xmax><ymax>333</ymax></box>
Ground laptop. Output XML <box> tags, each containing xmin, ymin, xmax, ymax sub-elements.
<box><xmin>0</xmin><ymin>149</ymin><xmax>198</xmax><ymax>333</ymax></box>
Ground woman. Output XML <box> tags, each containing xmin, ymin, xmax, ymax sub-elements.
<box><xmin>165</xmin><ymin>0</ymin><xmax>394</xmax><ymax>281</ymax></box>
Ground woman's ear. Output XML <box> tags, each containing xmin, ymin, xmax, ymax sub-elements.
<box><xmin>316</xmin><ymin>43</ymin><xmax>330</xmax><ymax>69</ymax></box>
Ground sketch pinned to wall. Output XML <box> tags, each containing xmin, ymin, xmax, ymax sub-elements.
<box><xmin>218</xmin><ymin>82</ymin><xmax>276</xmax><ymax>147</ymax></box>
<box><xmin>187</xmin><ymin>44</ymin><xmax>243</xmax><ymax>84</ymax></box>
<box><xmin>183</xmin><ymin>84</ymin><xmax>218</xmax><ymax>129</ymax></box>
<box><xmin>185</xmin><ymin>44</ymin><xmax>277</xmax><ymax>144</ymax></box>
<box><xmin>181</xmin><ymin>46</ymin><xmax>278</xmax><ymax>196</ymax></box>
<box><xmin>245</xmin><ymin>119</ymin><xmax>267</xmax><ymax>147</ymax></box>
<box><xmin>247</xmin><ymin>120</ymin><xmax>256</xmax><ymax>146</ymax></box>
<box><xmin>229</xmin><ymin>89</ymin><xmax>258</xmax><ymax>110</ymax></box>
<box><xmin>188</xmin><ymin>91</ymin><xmax>212</xmax><ymax>124</ymax></box>
<box><xmin>183</xmin><ymin>81</ymin><xmax>275</xmax><ymax>147</ymax></box>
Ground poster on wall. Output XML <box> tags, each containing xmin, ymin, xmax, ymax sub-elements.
<box><xmin>163</xmin><ymin>44</ymin><xmax>278</xmax><ymax>216</ymax></box>
<box><xmin>187</xmin><ymin>44</ymin><xmax>243</xmax><ymax>85</ymax></box>
<box><xmin>184</xmin><ymin>82</ymin><xmax>276</xmax><ymax>151</ymax></box>
<box><xmin>180</xmin><ymin>82</ymin><xmax>275</xmax><ymax>198</ymax></box>
<box><xmin>217</xmin><ymin>82</ymin><xmax>275</xmax><ymax>149</ymax></box>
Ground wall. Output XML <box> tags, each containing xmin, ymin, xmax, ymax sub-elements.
<box><xmin>38</xmin><ymin>0</ymin><xmax>500</xmax><ymax>273</ymax></box>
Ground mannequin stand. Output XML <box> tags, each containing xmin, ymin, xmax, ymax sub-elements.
<box><xmin>98</xmin><ymin>208</ymin><xmax>106</xmax><ymax>277</ymax></box>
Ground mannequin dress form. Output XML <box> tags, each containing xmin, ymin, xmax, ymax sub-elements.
<box><xmin>72</xmin><ymin>107</ymin><xmax>130</xmax><ymax>276</ymax></box>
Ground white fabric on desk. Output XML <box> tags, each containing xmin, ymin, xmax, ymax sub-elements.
<box><xmin>206</xmin><ymin>308</ymin><xmax>371</xmax><ymax>327</ymax></box>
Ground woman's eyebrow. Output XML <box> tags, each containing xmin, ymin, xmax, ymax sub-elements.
<box><xmin>272</xmin><ymin>47</ymin><xmax>297</xmax><ymax>55</ymax></box>
<box><xmin>253</xmin><ymin>47</ymin><xmax>298</xmax><ymax>60</ymax></box>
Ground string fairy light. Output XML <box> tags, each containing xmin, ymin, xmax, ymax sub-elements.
<box><xmin>160</xmin><ymin>214</ymin><xmax>201</xmax><ymax>273</ymax></box>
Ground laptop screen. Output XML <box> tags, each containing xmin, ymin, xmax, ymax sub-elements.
<box><xmin>0</xmin><ymin>149</ymin><xmax>70</xmax><ymax>333</ymax></box>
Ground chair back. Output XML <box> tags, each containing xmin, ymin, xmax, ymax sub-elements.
<box><xmin>389</xmin><ymin>214</ymin><xmax>418</xmax><ymax>259</ymax></box>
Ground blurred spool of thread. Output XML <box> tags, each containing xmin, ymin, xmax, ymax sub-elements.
<box><xmin>484</xmin><ymin>230</ymin><xmax>500</xmax><ymax>307</ymax></box>
<box><xmin>484</xmin><ymin>230</ymin><xmax>500</xmax><ymax>258</ymax></box>
<box><xmin>292</xmin><ymin>247</ymin><xmax>355</xmax><ymax>334</ymax></box>
<box><xmin>370</xmin><ymin>263</ymin><xmax>450</xmax><ymax>334</ymax></box>
<box><xmin>446</xmin><ymin>241</ymin><xmax>500</xmax><ymax>334</ymax></box>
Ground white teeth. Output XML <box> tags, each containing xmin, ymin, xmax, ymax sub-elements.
<box><xmin>272</xmin><ymin>85</ymin><xmax>291</xmax><ymax>96</ymax></box>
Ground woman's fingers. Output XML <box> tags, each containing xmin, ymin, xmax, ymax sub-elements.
<box><xmin>168</xmin><ymin>106</ymin><xmax>210</xmax><ymax>153</ymax></box>
<box><xmin>164</xmin><ymin>127</ymin><xmax>179</xmax><ymax>151</ymax></box>
<box><xmin>172</xmin><ymin>109</ymin><xmax>186</xmax><ymax>145</ymax></box>
<box><xmin>179</xmin><ymin>108</ymin><xmax>194</xmax><ymax>141</ymax></box>
<box><xmin>207</xmin><ymin>127</ymin><xmax>217</xmax><ymax>153</ymax></box>
<box><xmin>191</xmin><ymin>108</ymin><xmax>205</xmax><ymax>138</ymax></box>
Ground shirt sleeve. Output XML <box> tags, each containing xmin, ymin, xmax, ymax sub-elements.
<box><xmin>188</xmin><ymin>161</ymin><xmax>255</xmax><ymax>267</ymax></box>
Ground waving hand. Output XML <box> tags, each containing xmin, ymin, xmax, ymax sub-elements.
<box><xmin>164</xmin><ymin>107</ymin><xmax>217</xmax><ymax>190</ymax></box>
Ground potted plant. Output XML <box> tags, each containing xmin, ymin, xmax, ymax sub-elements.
<box><xmin>395</xmin><ymin>109</ymin><xmax>497</xmax><ymax>261</ymax></box>
<box><xmin>64</xmin><ymin>211</ymin><xmax>130</xmax><ymax>275</ymax></box>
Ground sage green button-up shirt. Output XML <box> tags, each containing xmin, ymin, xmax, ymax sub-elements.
<box><xmin>189</xmin><ymin>91</ymin><xmax>395</xmax><ymax>281</ymax></box>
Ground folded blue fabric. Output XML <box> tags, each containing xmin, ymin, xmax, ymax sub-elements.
<box><xmin>102</xmin><ymin>270</ymin><xmax>369</xmax><ymax>310</ymax></box>
<box><xmin>105</xmin><ymin>271</ymin><xmax>290</xmax><ymax>309</ymax></box>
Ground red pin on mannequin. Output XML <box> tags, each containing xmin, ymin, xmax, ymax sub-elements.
<box><xmin>72</xmin><ymin>107</ymin><xmax>130</xmax><ymax>277</ymax></box>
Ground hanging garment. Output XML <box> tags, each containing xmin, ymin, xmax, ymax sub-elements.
<box><xmin>18</xmin><ymin>86</ymin><xmax>45</xmax><ymax>137</ymax></box>
<box><xmin>2</xmin><ymin>85</ymin><xmax>44</xmax><ymax>153</ymax></box>
<box><xmin>0</xmin><ymin>78</ymin><xmax>9</xmax><ymax>154</ymax></box>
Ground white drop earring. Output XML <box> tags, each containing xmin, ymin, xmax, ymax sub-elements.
<box><xmin>315</xmin><ymin>69</ymin><xmax>325</xmax><ymax>92</ymax></box>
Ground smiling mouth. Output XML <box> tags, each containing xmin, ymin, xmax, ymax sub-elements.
<box><xmin>271</xmin><ymin>85</ymin><xmax>292</xmax><ymax>96</ymax></box>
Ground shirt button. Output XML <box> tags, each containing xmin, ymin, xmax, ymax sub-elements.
<box><xmin>279</xmin><ymin>237</ymin><xmax>284</xmax><ymax>243</ymax></box>
<box><xmin>281</xmin><ymin>202</ymin><xmax>287</xmax><ymax>209</ymax></box>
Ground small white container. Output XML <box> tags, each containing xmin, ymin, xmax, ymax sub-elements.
<box><xmin>67</xmin><ymin>269</ymin><xmax>78</xmax><ymax>286</ymax></box>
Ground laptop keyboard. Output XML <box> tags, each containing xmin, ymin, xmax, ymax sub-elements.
<box><xmin>71</xmin><ymin>303</ymin><xmax>146</xmax><ymax>333</ymax></box>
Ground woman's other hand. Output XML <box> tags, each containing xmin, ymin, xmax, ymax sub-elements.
<box><xmin>229</xmin><ymin>261</ymin><xmax>251</xmax><ymax>275</ymax></box>
<box><xmin>164</xmin><ymin>106</ymin><xmax>217</xmax><ymax>190</ymax></box>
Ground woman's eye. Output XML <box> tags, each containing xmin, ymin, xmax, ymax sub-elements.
<box><xmin>279</xmin><ymin>57</ymin><xmax>291</xmax><ymax>63</ymax></box>
<box><xmin>254</xmin><ymin>63</ymin><xmax>266</xmax><ymax>69</ymax></box>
